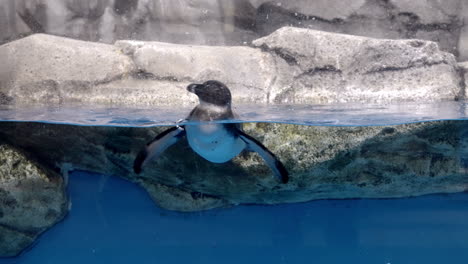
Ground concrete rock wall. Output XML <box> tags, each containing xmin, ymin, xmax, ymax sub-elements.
<box><xmin>1</xmin><ymin>0</ymin><xmax>468</xmax><ymax>60</ymax></box>
<box><xmin>0</xmin><ymin>29</ymin><xmax>463</xmax><ymax>105</ymax></box>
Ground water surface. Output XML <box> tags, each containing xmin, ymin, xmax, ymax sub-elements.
<box><xmin>0</xmin><ymin>101</ymin><xmax>467</xmax><ymax>127</ymax></box>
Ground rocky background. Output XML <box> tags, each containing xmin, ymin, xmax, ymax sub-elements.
<box><xmin>1</xmin><ymin>0</ymin><xmax>468</xmax><ymax>60</ymax></box>
<box><xmin>0</xmin><ymin>28</ymin><xmax>465</xmax><ymax>106</ymax></box>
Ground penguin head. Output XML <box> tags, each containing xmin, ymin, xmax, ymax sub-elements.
<box><xmin>187</xmin><ymin>80</ymin><xmax>232</xmax><ymax>107</ymax></box>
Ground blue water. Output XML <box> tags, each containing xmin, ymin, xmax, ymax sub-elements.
<box><xmin>2</xmin><ymin>171</ymin><xmax>467</xmax><ymax>264</ymax></box>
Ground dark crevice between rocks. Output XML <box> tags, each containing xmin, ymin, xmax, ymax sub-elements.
<box><xmin>365</xmin><ymin>65</ymin><xmax>413</xmax><ymax>74</ymax></box>
<box><xmin>2</xmin><ymin>6</ymin><xmax>47</xmax><ymax>45</ymax></box>
<box><xmin>93</xmin><ymin>72</ymin><xmax>131</xmax><ymax>86</ymax></box>
<box><xmin>0</xmin><ymin>223</ymin><xmax>35</xmax><ymax>237</ymax></box>
<box><xmin>456</xmin><ymin>66</ymin><xmax>467</xmax><ymax>101</ymax></box>
<box><xmin>113</xmin><ymin>0</ymin><xmax>139</xmax><ymax>16</ymax></box>
<box><xmin>305</xmin><ymin>65</ymin><xmax>341</xmax><ymax>75</ymax></box>
<box><xmin>138</xmin><ymin>177</ymin><xmax>231</xmax><ymax>211</ymax></box>
<box><xmin>399</xmin><ymin>12</ymin><xmax>462</xmax><ymax>33</ymax></box>
<box><xmin>17</xmin><ymin>8</ymin><xmax>45</xmax><ymax>34</ymax></box>
<box><xmin>256</xmin><ymin>2</ymin><xmax>345</xmax><ymax>29</ymax></box>
<box><xmin>364</xmin><ymin>61</ymin><xmax>448</xmax><ymax>74</ymax></box>
<box><xmin>132</xmin><ymin>70</ymin><xmax>194</xmax><ymax>82</ymax></box>
<box><xmin>255</xmin><ymin>44</ymin><xmax>298</xmax><ymax>66</ymax></box>
<box><xmin>374</xmin><ymin>0</ymin><xmax>462</xmax><ymax>34</ymax></box>
<box><xmin>275</xmin><ymin>51</ymin><xmax>298</xmax><ymax>65</ymax></box>
<box><xmin>0</xmin><ymin>92</ymin><xmax>14</xmax><ymax>105</ymax></box>
<box><xmin>190</xmin><ymin>191</ymin><xmax>220</xmax><ymax>200</ymax></box>
<box><xmin>293</xmin><ymin>65</ymin><xmax>342</xmax><ymax>82</ymax></box>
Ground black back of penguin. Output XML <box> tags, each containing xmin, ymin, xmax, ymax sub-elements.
<box><xmin>187</xmin><ymin>80</ymin><xmax>236</xmax><ymax>121</ymax></box>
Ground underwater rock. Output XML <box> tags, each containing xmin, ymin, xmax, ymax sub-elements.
<box><xmin>253</xmin><ymin>27</ymin><xmax>461</xmax><ymax>103</ymax></box>
<box><xmin>0</xmin><ymin>29</ymin><xmax>464</xmax><ymax>105</ymax></box>
<box><xmin>140</xmin><ymin>179</ymin><xmax>231</xmax><ymax>212</ymax></box>
<box><xmin>0</xmin><ymin>121</ymin><xmax>466</xmax><ymax>212</ymax></box>
<box><xmin>0</xmin><ymin>144</ymin><xmax>68</xmax><ymax>257</ymax></box>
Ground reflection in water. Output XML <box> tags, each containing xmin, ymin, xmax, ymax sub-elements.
<box><xmin>0</xmin><ymin>101</ymin><xmax>467</xmax><ymax>127</ymax></box>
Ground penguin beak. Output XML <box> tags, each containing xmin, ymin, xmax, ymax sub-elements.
<box><xmin>187</xmin><ymin>83</ymin><xmax>201</xmax><ymax>94</ymax></box>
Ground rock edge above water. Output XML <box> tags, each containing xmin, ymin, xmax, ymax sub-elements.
<box><xmin>0</xmin><ymin>27</ymin><xmax>465</xmax><ymax>106</ymax></box>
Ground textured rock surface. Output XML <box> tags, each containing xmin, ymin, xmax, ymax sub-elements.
<box><xmin>116</xmin><ymin>40</ymin><xmax>275</xmax><ymax>104</ymax></box>
<box><xmin>0</xmin><ymin>121</ymin><xmax>466</xmax><ymax>212</ymax></box>
<box><xmin>459</xmin><ymin>1</ymin><xmax>468</xmax><ymax>61</ymax></box>
<box><xmin>0</xmin><ymin>34</ymin><xmax>135</xmax><ymax>104</ymax></box>
<box><xmin>460</xmin><ymin>62</ymin><xmax>468</xmax><ymax>98</ymax></box>
<box><xmin>2</xmin><ymin>0</ymin><xmax>466</xmax><ymax>59</ymax></box>
<box><xmin>0</xmin><ymin>29</ymin><xmax>463</xmax><ymax>105</ymax></box>
<box><xmin>0</xmin><ymin>144</ymin><xmax>68</xmax><ymax>257</ymax></box>
<box><xmin>253</xmin><ymin>27</ymin><xmax>461</xmax><ymax>103</ymax></box>
<box><xmin>253</xmin><ymin>0</ymin><xmax>465</xmax><ymax>57</ymax></box>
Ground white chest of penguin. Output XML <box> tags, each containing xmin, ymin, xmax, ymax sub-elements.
<box><xmin>185</xmin><ymin>124</ymin><xmax>246</xmax><ymax>163</ymax></box>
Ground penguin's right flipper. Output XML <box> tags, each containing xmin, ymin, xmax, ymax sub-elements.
<box><xmin>237</xmin><ymin>130</ymin><xmax>289</xmax><ymax>184</ymax></box>
<box><xmin>133</xmin><ymin>126</ymin><xmax>186</xmax><ymax>174</ymax></box>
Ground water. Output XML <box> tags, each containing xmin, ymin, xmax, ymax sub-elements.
<box><xmin>1</xmin><ymin>171</ymin><xmax>467</xmax><ymax>264</ymax></box>
<box><xmin>1</xmin><ymin>101</ymin><xmax>468</xmax><ymax>263</ymax></box>
<box><xmin>0</xmin><ymin>101</ymin><xmax>467</xmax><ymax>127</ymax></box>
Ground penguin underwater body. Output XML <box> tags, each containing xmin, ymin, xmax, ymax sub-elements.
<box><xmin>133</xmin><ymin>80</ymin><xmax>289</xmax><ymax>183</ymax></box>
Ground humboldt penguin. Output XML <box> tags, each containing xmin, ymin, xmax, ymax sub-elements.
<box><xmin>133</xmin><ymin>80</ymin><xmax>289</xmax><ymax>183</ymax></box>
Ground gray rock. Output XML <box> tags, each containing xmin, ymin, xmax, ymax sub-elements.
<box><xmin>254</xmin><ymin>0</ymin><xmax>464</xmax><ymax>57</ymax></box>
<box><xmin>459</xmin><ymin>1</ymin><xmax>468</xmax><ymax>61</ymax></box>
<box><xmin>116</xmin><ymin>40</ymin><xmax>275</xmax><ymax>104</ymax></box>
<box><xmin>0</xmin><ymin>144</ymin><xmax>68</xmax><ymax>257</ymax></box>
<box><xmin>0</xmin><ymin>33</ymin><xmax>135</xmax><ymax>104</ymax></box>
<box><xmin>1</xmin><ymin>30</ymin><xmax>463</xmax><ymax>105</ymax></box>
<box><xmin>0</xmin><ymin>121</ymin><xmax>466</xmax><ymax>212</ymax></box>
<box><xmin>253</xmin><ymin>27</ymin><xmax>461</xmax><ymax>103</ymax></box>
<box><xmin>460</xmin><ymin>62</ymin><xmax>468</xmax><ymax>98</ymax></box>
<box><xmin>3</xmin><ymin>0</ymin><xmax>467</xmax><ymax>60</ymax></box>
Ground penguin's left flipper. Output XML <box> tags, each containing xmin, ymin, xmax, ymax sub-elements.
<box><xmin>133</xmin><ymin>126</ymin><xmax>186</xmax><ymax>174</ymax></box>
<box><xmin>237</xmin><ymin>130</ymin><xmax>289</xmax><ymax>184</ymax></box>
